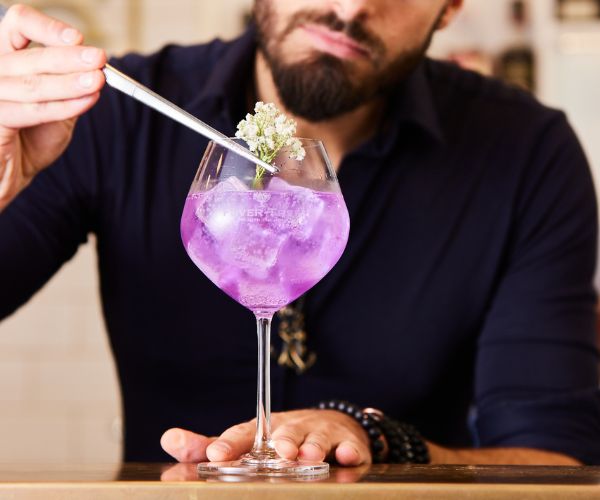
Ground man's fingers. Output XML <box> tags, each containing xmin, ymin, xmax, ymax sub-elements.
<box><xmin>272</xmin><ymin>424</ymin><xmax>306</xmax><ymax>460</ymax></box>
<box><xmin>206</xmin><ymin>422</ymin><xmax>255</xmax><ymax>462</ymax></box>
<box><xmin>1</xmin><ymin>4</ymin><xmax>83</xmax><ymax>54</ymax></box>
<box><xmin>335</xmin><ymin>439</ymin><xmax>371</xmax><ymax>466</ymax></box>
<box><xmin>0</xmin><ymin>70</ymin><xmax>104</xmax><ymax>103</ymax></box>
<box><xmin>160</xmin><ymin>463</ymin><xmax>199</xmax><ymax>482</ymax></box>
<box><xmin>0</xmin><ymin>92</ymin><xmax>101</xmax><ymax>128</ymax></box>
<box><xmin>160</xmin><ymin>428</ymin><xmax>216</xmax><ymax>463</ymax></box>
<box><xmin>333</xmin><ymin>464</ymin><xmax>370</xmax><ymax>483</ymax></box>
<box><xmin>0</xmin><ymin>45</ymin><xmax>106</xmax><ymax>77</ymax></box>
<box><xmin>297</xmin><ymin>431</ymin><xmax>331</xmax><ymax>462</ymax></box>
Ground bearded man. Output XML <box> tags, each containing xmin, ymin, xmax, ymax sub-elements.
<box><xmin>0</xmin><ymin>1</ymin><xmax>599</xmax><ymax>466</ymax></box>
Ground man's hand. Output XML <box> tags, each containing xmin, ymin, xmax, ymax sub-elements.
<box><xmin>160</xmin><ymin>409</ymin><xmax>372</xmax><ymax>466</ymax></box>
<box><xmin>161</xmin><ymin>409</ymin><xmax>582</xmax><ymax>466</ymax></box>
<box><xmin>0</xmin><ymin>4</ymin><xmax>106</xmax><ymax>210</ymax></box>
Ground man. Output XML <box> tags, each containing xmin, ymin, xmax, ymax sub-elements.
<box><xmin>1</xmin><ymin>1</ymin><xmax>599</xmax><ymax>465</ymax></box>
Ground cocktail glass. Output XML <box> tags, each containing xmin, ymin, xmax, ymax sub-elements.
<box><xmin>180</xmin><ymin>139</ymin><xmax>350</xmax><ymax>476</ymax></box>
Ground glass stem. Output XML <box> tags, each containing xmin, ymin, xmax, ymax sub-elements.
<box><xmin>250</xmin><ymin>314</ymin><xmax>278</xmax><ymax>459</ymax></box>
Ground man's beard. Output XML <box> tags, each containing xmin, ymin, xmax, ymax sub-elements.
<box><xmin>254</xmin><ymin>2</ymin><xmax>443</xmax><ymax>122</ymax></box>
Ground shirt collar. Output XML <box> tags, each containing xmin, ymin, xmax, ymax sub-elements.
<box><xmin>187</xmin><ymin>26</ymin><xmax>445</xmax><ymax>150</ymax></box>
<box><xmin>393</xmin><ymin>60</ymin><xmax>446</xmax><ymax>145</ymax></box>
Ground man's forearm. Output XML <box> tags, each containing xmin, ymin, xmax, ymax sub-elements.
<box><xmin>427</xmin><ymin>442</ymin><xmax>581</xmax><ymax>465</ymax></box>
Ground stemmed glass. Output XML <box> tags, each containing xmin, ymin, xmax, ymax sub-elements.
<box><xmin>180</xmin><ymin>139</ymin><xmax>350</xmax><ymax>476</ymax></box>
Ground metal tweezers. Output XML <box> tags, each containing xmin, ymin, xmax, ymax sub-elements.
<box><xmin>102</xmin><ymin>64</ymin><xmax>278</xmax><ymax>174</ymax></box>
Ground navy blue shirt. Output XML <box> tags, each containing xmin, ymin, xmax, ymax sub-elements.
<box><xmin>2</xmin><ymin>28</ymin><xmax>600</xmax><ymax>463</ymax></box>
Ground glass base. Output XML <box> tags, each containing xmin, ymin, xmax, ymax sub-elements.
<box><xmin>197</xmin><ymin>454</ymin><xmax>329</xmax><ymax>478</ymax></box>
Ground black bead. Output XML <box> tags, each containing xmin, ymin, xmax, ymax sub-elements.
<box><xmin>388</xmin><ymin>429</ymin><xmax>399</xmax><ymax>438</ymax></box>
<box><xmin>314</xmin><ymin>401</ymin><xmax>430</xmax><ymax>465</ymax></box>
<box><xmin>368</xmin><ymin>427</ymin><xmax>382</xmax><ymax>439</ymax></box>
<box><xmin>389</xmin><ymin>438</ymin><xmax>401</xmax><ymax>448</ymax></box>
<box><xmin>361</xmin><ymin>417</ymin><xmax>374</xmax><ymax>428</ymax></box>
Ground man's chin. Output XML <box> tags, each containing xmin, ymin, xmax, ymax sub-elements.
<box><xmin>274</xmin><ymin>53</ymin><xmax>370</xmax><ymax>83</ymax></box>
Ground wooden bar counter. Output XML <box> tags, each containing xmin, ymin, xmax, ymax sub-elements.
<box><xmin>1</xmin><ymin>463</ymin><xmax>599</xmax><ymax>499</ymax></box>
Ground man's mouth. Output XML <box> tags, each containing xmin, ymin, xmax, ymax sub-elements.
<box><xmin>300</xmin><ymin>23</ymin><xmax>371</xmax><ymax>60</ymax></box>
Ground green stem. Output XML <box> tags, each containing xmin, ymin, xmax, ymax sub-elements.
<box><xmin>252</xmin><ymin>150</ymin><xmax>279</xmax><ymax>189</ymax></box>
<box><xmin>253</xmin><ymin>166</ymin><xmax>266</xmax><ymax>189</ymax></box>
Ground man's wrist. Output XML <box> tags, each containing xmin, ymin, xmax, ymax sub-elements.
<box><xmin>316</xmin><ymin>400</ymin><xmax>430</xmax><ymax>464</ymax></box>
<box><xmin>426</xmin><ymin>441</ymin><xmax>454</xmax><ymax>464</ymax></box>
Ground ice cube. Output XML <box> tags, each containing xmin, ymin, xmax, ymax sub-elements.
<box><xmin>195</xmin><ymin>178</ymin><xmax>249</xmax><ymax>240</ymax></box>
<box><xmin>217</xmin><ymin>267</ymin><xmax>241</xmax><ymax>299</ymax></box>
<box><xmin>223</xmin><ymin>223</ymin><xmax>287</xmax><ymax>279</ymax></box>
<box><xmin>278</xmin><ymin>229</ymin><xmax>330</xmax><ymax>286</ymax></box>
<box><xmin>213</xmin><ymin>176</ymin><xmax>249</xmax><ymax>192</ymax></box>
<box><xmin>265</xmin><ymin>185</ymin><xmax>325</xmax><ymax>241</ymax></box>
<box><xmin>266</xmin><ymin>177</ymin><xmax>292</xmax><ymax>191</ymax></box>
<box><xmin>199</xmin><ymin>205</ymin><xmax>238</xmax><ymax>240</ymax></box>
<box><xmin>186</xmin><ymin>226</ymin><xmax>221</xmax><ymax>284</ymax></box>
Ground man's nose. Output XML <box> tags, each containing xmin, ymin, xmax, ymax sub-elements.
<box><xmin>331</xmin><ymin>0</ymin><xmax>373</xmax><ymax>22</ymax></box>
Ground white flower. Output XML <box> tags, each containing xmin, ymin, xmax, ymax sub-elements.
<box><xmin>288</xmin><ymin>138</ymin><xmax>306</xmax><ymax>161</ymax></box>
<box><xmin>236</xmin><ymin>102</ymin><xmax>306</xmax><ymax>165</ymax></box>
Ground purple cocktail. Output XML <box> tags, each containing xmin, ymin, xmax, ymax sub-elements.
<box><xmin>181</xmin><ymin>177</ymin><xmax>349</xmax><ymax>316</ymax></box>
<box><xmin>182</xmin><ymin>138</ymin><xmax>349</xmax><ymax>476</ymax></box>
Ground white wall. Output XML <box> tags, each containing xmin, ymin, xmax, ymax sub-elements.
<box><xmin>138</xmin><ymin>0</ymin><xmax>252</xmax><ymax>53</ymax></box>
<box><xmin>0</xmin><ymin>242</ymin><xmax>122</xmax><ymax>463</ymax></box>
<box><xmin>429</xmin><ymin>0</ymin><xmax>516</xmax><ymax>57</ymax></box>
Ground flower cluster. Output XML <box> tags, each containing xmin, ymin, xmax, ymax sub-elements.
<box><xmin>236</xmin><ymin>102</ymin><xmax>306</xmax><ymax>165</ymax></box>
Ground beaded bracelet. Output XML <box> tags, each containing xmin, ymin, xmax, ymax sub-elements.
<box><xmin>316</xmin><ymin>400</ymin><xmax>430</xmax><ymax>464</ymax></box>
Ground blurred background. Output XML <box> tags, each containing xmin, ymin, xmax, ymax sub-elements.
<box><xmin>0</xmin><ymin>0</ymin><xmax>599</xmax><ymax>463</ymax></box>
